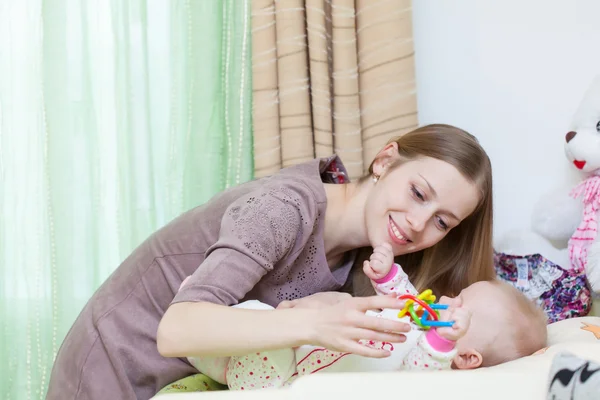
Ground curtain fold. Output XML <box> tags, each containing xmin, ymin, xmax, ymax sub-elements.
<box><xmin>251</xmin><ymin>0</ymin><xmax>417</xmax><ymax>180</ymax></box>
<box><xmin>0</xmin><ymin>0</ymin><xmax>253</xmax><ymax>398</ymax></box>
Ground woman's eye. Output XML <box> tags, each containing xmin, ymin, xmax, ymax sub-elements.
<box><xmin>411</xmin><ymin>185</ymin><xmax>425</xmax><ymax>201</ymax></box>
<box><xmin>596</xmin><ymin>120</ymin><xmax>600</xmax><ymax>132</ymax></box>
<box><xmin>437</xmin><ymin>217</ymin><xmax>448</xmax><ymax>231</ymax></box>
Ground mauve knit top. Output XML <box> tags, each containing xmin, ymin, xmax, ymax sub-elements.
<box><xmin>46</xmin><ymin>155</ymin><xmax>356</xmax><ymax>400</ymax></box>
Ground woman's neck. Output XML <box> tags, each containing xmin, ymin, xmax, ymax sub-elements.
<box><xmin>323</xmin><ymin>182</ymin><xmax>370</xmax><ymax>262</ymax></box>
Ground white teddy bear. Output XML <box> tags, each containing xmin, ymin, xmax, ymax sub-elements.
<box><xmin>498</xmin><ymin>75</ymin><xmax>600</xmax><ymax>296</ymax></box>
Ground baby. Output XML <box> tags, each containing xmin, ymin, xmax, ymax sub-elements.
<box><xmin>182</xmin><ymin>244</ymin><xmax>548</xmax><ymax>390</ymax></box>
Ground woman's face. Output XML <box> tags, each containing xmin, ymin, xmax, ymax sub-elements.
<box><xmin>364</xmin><ymin>147</ymin><xmax>480</xmax><ymax>256</ymax></box>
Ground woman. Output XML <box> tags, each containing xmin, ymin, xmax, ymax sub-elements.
<box><xmin>46</xmin><ymin>124</ymin><xmax>494</xmax><ymax>399</ymax></box>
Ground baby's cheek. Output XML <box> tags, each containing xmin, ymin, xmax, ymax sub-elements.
<box><xmin>454</xmin><ymin>332</ymin><xmax>473</xmax><ymax>350</ymax></box>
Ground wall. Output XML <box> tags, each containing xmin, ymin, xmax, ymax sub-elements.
<box><xmin>412</xmin><ymin>1</ymin><xmax>600</xmax><ymax>240</ymax></box>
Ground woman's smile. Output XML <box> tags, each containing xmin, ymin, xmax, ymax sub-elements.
<box><xmin>388</xmin><ymin>215</ymin><xmax>412</xmax><ymax>245</ymax></box>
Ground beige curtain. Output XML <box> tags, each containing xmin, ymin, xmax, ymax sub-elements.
<box><xmin>251</xmin><ymin>0</ymin><xmax>417</xmax><ymax>180</ymax></box>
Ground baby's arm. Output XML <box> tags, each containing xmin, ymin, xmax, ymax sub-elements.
<box><xmin>363</xmin><ymin>244</ymin><xmax>418</xmax><ymax>297</ymax></box>
<box><xmin>401</xmin><ymin>303</ymin><xmax>471</xmax><ymax>371</ymax></box>
<box><xmin>401</xmin><ymin>329</ymin><xmax>457</xmax><ymax>370</ymax></box>
<box><xmin>371</xmin><ymin>263</ymin><xmax>418</xmax><ymax>296</ymax></box>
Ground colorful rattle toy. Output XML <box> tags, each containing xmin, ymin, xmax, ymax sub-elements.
<box><xmin>397</xmin><ymin>289</ymin><xmax>454</xmax><ymax>330</ymax></box>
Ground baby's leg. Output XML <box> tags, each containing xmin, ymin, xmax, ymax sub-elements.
<box><xmin>224</xmin><ymin>301</ymin><xmax>296</xmax><ymax>390</ymax></box>
<box><xmin>226</xmin><ymin>347</ymin><xmax>296</xmax><ymax>390</ymax></box>
<box><xmin>187</xmin><ymin>356</ymin><xmax>230</xmax><ymax>385</ymax></box>
<box><xmin>187</xmin><ymin>300</ymin><xmax>277</xmax><ymax>385</ymax></box>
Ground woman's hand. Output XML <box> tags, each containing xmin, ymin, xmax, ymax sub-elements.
<box><xmin>305</xmin><ymin>294</ymin><xmax>411</xmax><ymax>358</ymax></box>
<box><xmin>276</xmin><ymin>291</ymin><xmax>351</xmax><ymax>310</ymax></box>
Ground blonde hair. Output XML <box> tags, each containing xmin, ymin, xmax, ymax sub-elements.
<box><xmin>350</xmin><ymin>124</ymin><xmax>495</xmax><ymax>297</ymax></box>
<box><xmin>483</xmin><ymin>280</ymin><xmax>548</xmax><ymax>366</ymax></box>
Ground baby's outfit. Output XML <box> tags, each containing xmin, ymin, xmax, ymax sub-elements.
<box><xmin>185</xmin><ymin>264</ymin><xmax>458</xmax><ymax>390</ymax></box>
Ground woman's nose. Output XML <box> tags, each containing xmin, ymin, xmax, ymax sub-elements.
<box><xmin>406</xmin><ymin>209</ymin><xmax>430</xmax><ymax>232</ymax></box>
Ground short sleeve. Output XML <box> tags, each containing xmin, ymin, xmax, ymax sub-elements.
<box><xmin>171</xmin><ymin>183</ymin><xmax>318</xmax><ymax>306</ymax></box>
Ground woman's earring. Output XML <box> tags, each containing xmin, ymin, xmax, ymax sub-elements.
<box><xmin>372</xmin><ymin>173</ymin><xmax>380</xmax><ymax>183</ymax></box>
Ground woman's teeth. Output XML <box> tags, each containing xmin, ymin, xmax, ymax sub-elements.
<box><xmin>391</xmin><ymin>224</ymin><xmax>407</xmax><ymax>241</ymax></box>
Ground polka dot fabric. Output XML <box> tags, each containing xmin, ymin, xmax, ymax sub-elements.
<box><xmin>295</xmin><ymin>348</ymin><xmax>351</xmax><ymax>375</ymax></box>
<box><xmin>401</xmin><ymin>334</ymin><xmax>455</xmax><ymax>371</ymax></box>
<box><xmin>372</xmin><ymin>263</ymin><xmax>419</xmax><ymax>296</ymax></box>
<box><xmin>226</xmin><ymin>349</ymin><xmax>295</xmax><ymax>391</ymax></box>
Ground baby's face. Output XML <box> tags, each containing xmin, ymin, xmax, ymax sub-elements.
<box><xmin>439</xmin><ymin>281</ymin><xmax>512</xmax><ymax>359</ymax></box>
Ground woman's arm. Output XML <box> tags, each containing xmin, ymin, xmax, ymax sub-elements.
<box><xmin>157</xmin><ymin>302</ymin><xmax>313</xmax><ymax>357</ymax></box>
<box><xmin>276</xmin><ymin>291</ymin><xmax>351</xmax><ymax>310</ymax></box>
<box><xmin>158</xmin><ymin>294</ymin><xmax>411</xmax><ymax>359</ymax></box>
<box><xmin>160</xmin><ymin>291</ymin><xmax>353</xmax><ymax>357</ymax></box>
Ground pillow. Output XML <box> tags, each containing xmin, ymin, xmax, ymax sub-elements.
<box><xmin>290</xmin><ymin>317</ymin><xmax>600</xmax><ymax>399</ymax></box>
<box><xmin>153</xmin><ymin>317</ymin><xmax>600</xmax><ymax>399</ymax></box>
<box><xmin>458</xmin><ymin>316</ymin><xmax>600</xmax><ymax>374</ymax></box>
<box><xmin>288</xmin><ymin>342</ymin><xmax>600</xmax><ymax>400</ymax></box>
<box><xmin>547</xmin><ymin>315</ymin><xmax>600</xmax><ymax>346</ymax></box>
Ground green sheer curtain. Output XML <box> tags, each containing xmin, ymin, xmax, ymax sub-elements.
<box><xmin>0</xmin><ymin>0</ymin><xmax>253</xmax><ymax>398</ymax></box>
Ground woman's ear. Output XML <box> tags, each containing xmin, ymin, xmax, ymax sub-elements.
<box><xmin>371</xmin><ymin>141</ymin><xmax>400</xmax><ymax>177</ymax></box>
<box><xmin>452</xmin><ymin>349</ymin><xmax>483</xmax><ymax>370</ymax></box>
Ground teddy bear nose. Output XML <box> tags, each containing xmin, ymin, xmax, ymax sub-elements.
<box><xmin>566</xmin><ymin>131</ymin><xmax>577</xmax><ymax>143</ymax></box>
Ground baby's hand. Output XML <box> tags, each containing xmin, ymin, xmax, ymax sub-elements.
<box><xmin>363</xmin><ymin>243</ymin><xmax>395</xmax><ymax>281</ymax></box>
<box><xmin>436</xmin><ymin>297</ymin><xmax>471</xmax><ymax>341</ymax></box>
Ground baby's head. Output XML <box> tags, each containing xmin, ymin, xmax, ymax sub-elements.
<box><xmin>439</xmin><ymin>279</ymin><xmax>547</xmax><ymax>369</ymax></box>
